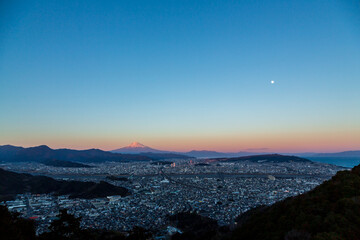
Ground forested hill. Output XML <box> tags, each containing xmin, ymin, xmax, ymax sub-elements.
<box><xmin>40</xmin><ymin>159</ymin><xmax>93</xmax><ymax>168</ymax></box>
<box><xmin>0</xmin><ymin>168</ymin><xmax>130</xmax><ymax>201</ymax></box>
<box><xmin>230</xmin><ymin>165</ymin><xmax>360</xmax><ymax>240</ymax></box>
<box><xmin>213</xmin><ymin>154</ymin><xmax>312</xmax><ymax>163</ymax></box>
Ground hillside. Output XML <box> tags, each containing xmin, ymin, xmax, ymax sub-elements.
<box><xmin>41</xmin><ymin>159</ymin><xmax>93</xmax><ymax>168</ymax></box>
<box><xmin>0</xmin><ymin>145</ymin><xmax>153</xmax><ymax>163</ymax></box>
<box><xmin>0</xmin><ymin>168</ymin><xmax>130</xmax><ymax>200</ymax></box>
<box><xmin>230</xmin><ymin>165</ymin><xmax>360</xmax><ymax>240</ymax></box>
<box><xmin>69</xmin><ymin>181</ymin><xmax>130</xmax><ymax>199</ymax></box>
<box><xmin>213</xmin><ymin>154</ymin><xmax>312</xmax><ymax>163</ymax></box>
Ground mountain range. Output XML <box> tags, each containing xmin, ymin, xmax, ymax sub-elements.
<box><xmin>113</xmin><ymin>142</ymin><xmax>360</xmax><ymax>159</ymax></box>
<box><xmin>0</xmin><ymin>144</ymin><xmax>153</xmax><ymax>163</ymax></box>
<box><xmin>112</xmin><ymin>142</ymin><xmax>267</xmax><ymax>158</ymax></box>
<box><xmin>1</xmin><ymin>143</ymin><xmax>360</xmax><ymax>167</ymax></box>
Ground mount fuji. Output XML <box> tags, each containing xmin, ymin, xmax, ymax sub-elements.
<box><xmin>112</xmin><ymin>142</ymin><xmax>167</xmax><ymax>154</ymax></box>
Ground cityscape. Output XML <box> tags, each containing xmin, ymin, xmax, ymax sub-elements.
<box><xmin>1</xmin><ymin>158</ymin><xmax>344</xmax><ymax>237</ymax></box>
<box><xmin>1</xmin><ymin>0</ymin><xmax>359</xmax><ymax>239</ymax></box>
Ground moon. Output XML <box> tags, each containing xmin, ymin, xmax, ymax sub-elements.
<box><xmin>271</xmin><ymin>80</ymin><xmax>275</xmax><ymax>84</ymax></box>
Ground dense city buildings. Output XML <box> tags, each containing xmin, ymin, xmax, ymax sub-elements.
<box><xmin>0</xmin><ymin>159</ymin><xmax>343</xmax><ymax>236</ymax></box>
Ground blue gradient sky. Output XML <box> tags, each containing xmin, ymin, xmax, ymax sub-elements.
<box><xmin>1</xmin><ymin>0</ymin><xmax>360</xmax><ymax>152</ymax></box>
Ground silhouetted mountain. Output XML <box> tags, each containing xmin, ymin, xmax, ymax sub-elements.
<box><xmin>213</xmin><ymin>154</ymin><xmax>312</xmax><ymax>163</ymax></box>
<box><xmin>41</xmin><ymin>159</ymin><xmax>93</xmax><ymax>168</ymax></box>
<box><xmin>112</xmin><ymin>142</ymin><xmax>268</xmax><ymax>158</ymax></box>
<box><xmin>230</xmin><ymin>164</ymin><xmax>360</xmax><ymax>240</ymax></box>
<box><xmin>0</xmin><ymin>168</ymin><xmax>130</xmax><ymax>200</ymax></box>
<box><xmin>0</xmin><ymin>145</ymin><xmax>153</xmax><ymax>163</ymax></box>
<box><xmin>69</xmin><ymin>181</ymin><xmax>129</xmax><ymax>199</ymax></box>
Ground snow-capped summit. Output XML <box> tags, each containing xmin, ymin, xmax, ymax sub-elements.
<box><xmin>128</xmin><ymin>142</ymin><xmax>146</xmax><ymax>148</ymax></box>
<box><xmin>112</xmin><ymin>142</ymin><xmax>165</xmax><ymax>154</ymax></box>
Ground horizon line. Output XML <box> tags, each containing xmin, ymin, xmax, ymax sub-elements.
<box><xmin>1</xmin><ymin>143</ymin><xmax>359</xmax><ymax>154</ymax></box>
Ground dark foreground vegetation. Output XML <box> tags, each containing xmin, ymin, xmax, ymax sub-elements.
<box><xmin>0</xmin><ymin>207</ymin><xmax>152</xmax><ymax>240</ymax></box>
<box><xmin>228</xmin><ymin>164</ymin><xmax>360</xmax><ymax>240</ymax></box>
<box><xmin>1</xmin><ymin>165</ymin><xmax>359</xmax><ymax>240</ymax></box>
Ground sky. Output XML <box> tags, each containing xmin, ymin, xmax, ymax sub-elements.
<box><xmin>1</xmin><ymin>0</ymin><xmax>360</xmax><ymax>152</ymax></box>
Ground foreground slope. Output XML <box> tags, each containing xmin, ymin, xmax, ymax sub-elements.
<box><xmin>231</xmin><ymin>165</ymin><xmax>360</xmax><ymax>240</ymax></box>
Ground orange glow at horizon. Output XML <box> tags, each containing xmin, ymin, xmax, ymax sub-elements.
<box><xmin>2</xmin><ymin>128</ymin><xmax>359</xmax><ymax>153</ymax></box>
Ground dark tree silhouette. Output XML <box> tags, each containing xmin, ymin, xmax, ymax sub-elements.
<box><xmin>0</xmin><ymin>205</ymin><xmax>36</xmax><ymax>240</ymax></box>
<box><xmin>40</xmin><ymin>209</ymin><xmax>82</xmax><ymax>240</ymax></box>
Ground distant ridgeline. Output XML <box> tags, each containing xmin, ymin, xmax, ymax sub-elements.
<box><xmin>0</xmin><ymin>144</ymin><xmax>194</xmax><ymax>163</ymax></box>
<box><xmin>0</xmin><ymin>145</ymin><xmax>153</xmax><ymax>163</ymax></box>
<box><xmin>0</xmin><ymin>168</ymin><xmax>130</xmax><ymax>201</ymax></box>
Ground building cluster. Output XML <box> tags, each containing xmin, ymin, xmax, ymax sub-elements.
<box><xmin>1</xmin><ymin>160</ymin><xmax>343</xmax><ymax>235</ymax></box>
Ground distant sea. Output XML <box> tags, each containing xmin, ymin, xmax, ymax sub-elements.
<box><xmin>307</xmin><ymin>157</ymin><xmax>360</xmax><ymax>168</ymax></box>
